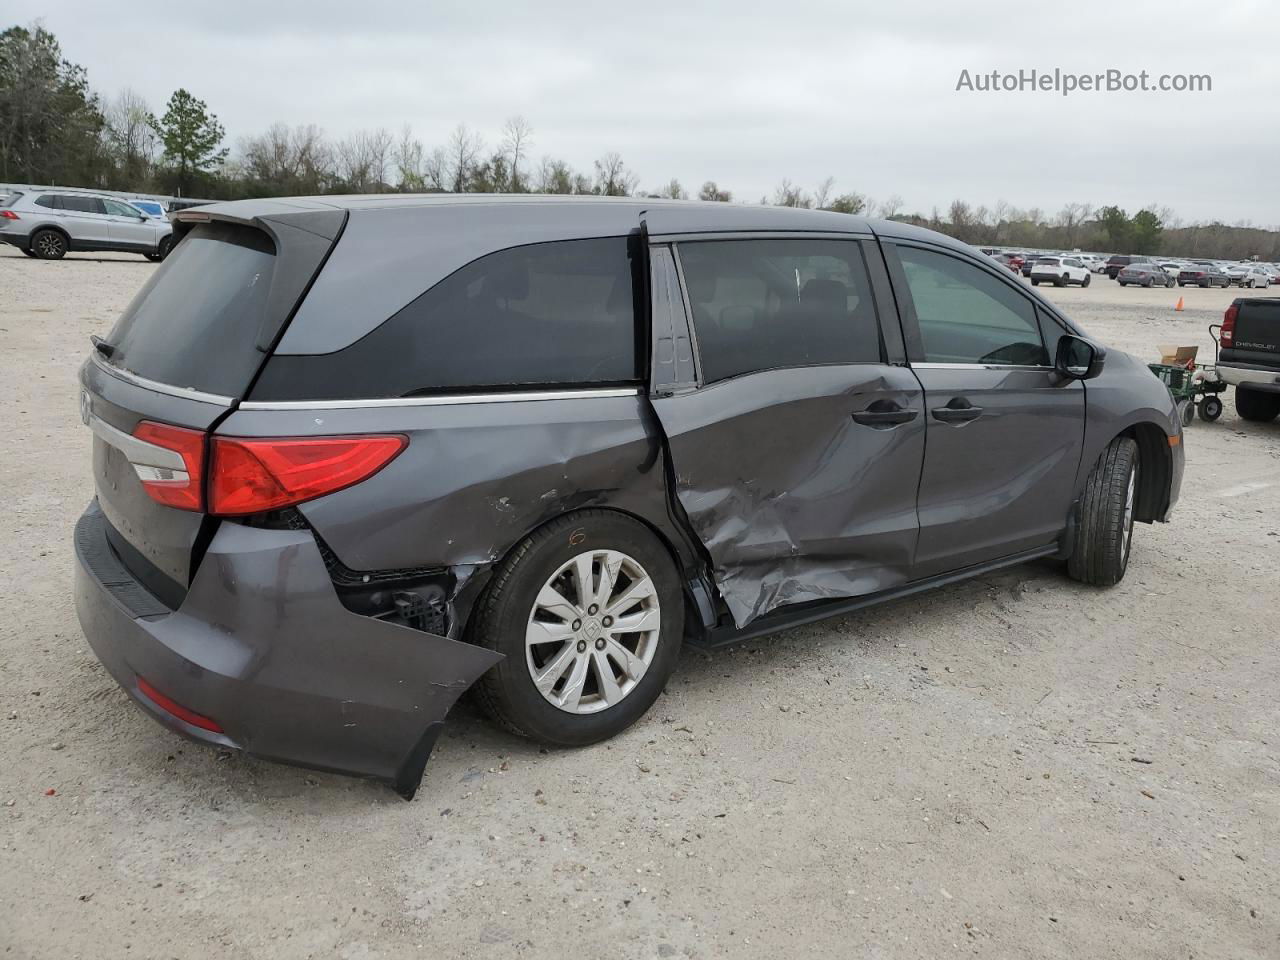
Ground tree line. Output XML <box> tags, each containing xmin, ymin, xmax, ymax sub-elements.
<box><xmin>3</xmin><ymin>21</ymin><xmax>1278</xmax><ymax>262</ymax></box>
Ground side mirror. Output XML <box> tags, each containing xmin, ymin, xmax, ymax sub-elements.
<box><xmin>1055</xmin><ymin>334</ymin><xmax>1105</xmax><ymax>381</ymax></box>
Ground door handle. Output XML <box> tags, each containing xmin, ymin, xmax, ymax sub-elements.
<box><xmin>931</xmin><ymin>397</ymin><xmax>984</xmax><ymax>423</ymax></box>
<box><xmin>852</xmin><ymin>402</ymin><xmax>919</xmax><ymax>427</ymax></box>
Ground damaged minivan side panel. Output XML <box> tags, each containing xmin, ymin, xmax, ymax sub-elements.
<box><xmin>217</xmin><ymin>395</ymin><xmax>704</xmax><ymax>636</ymax></box>
<box><xmin>647</xmin><ymin>233</ymin><xmax>927</xmax><ymax>627</ymax></box>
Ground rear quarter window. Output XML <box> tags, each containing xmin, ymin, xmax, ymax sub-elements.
<box><xmin>103</xmin><ymin>222</ymin><xmax>276</xmax><ymax>397</ymax></box>
<box><xmin>252</xmin><ymin>237</ymin><xmax>643</xmax><ymax>400</ymax></box>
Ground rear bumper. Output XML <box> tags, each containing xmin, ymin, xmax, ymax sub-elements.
<box><xmin>74</xmin><ymin>501</ymin><xmax>502</xmax><ymax>797</ymax></box>
<box><xmin>1218</xmin><ymin>362</ymin><xmax>1280</xmax><ymax>392</ymax></box>
<box><xmin>0</xmin><ymin>232</ymin><xmax>30</xmax><ymax>249</ymax></box>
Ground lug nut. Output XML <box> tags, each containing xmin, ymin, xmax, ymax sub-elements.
<box><xmin>595</xmin><ymin>638</ymin><xmax>606</xmax><ymax>650</ymax></box>
<box><xmin>572</xmin><ymin>619</ymin><xmax>582</xmax><ymax>631</ymax></box>
<box><xmin>602</xmin><ymin>616</ymin><xmax>613</xmax><ymax>627</ymax></box>
<box><xmin>576</xmin><ymin>639</ymin><xmax>588</xmax><ymax>653</ymax></box>
<box><xmin>587</xmin><ymin>604</ymin><xmax>599</xmax><ymax>615</ymax></box>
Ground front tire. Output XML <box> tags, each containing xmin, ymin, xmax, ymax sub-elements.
<box><xmin>31</xmin><ymin>229</ymin><xmax>67</xmax><ymax>260</ymax></box>
<box><xmin>1082</xmin><ymin>274</ymin><xmax>1091</xmax><ymax>287</ymax></box>
<box><xmin>471</xmin><ymin>511</ymin><xmax>684</xmax><ymax>746</ymax></box>
<box><xmin>1235</xmin><ymin>386</ymin><xmax>1280</xmax><ymax>422</ymax></box>
<box><xmin>1068</xmin><ymin>437</ymin><xmax>1139</xmax><ymax>587</ymax></box>
<box><xmin>145</xmin><ymin>236</ymin><xmax>174</xmax><ymax>262</ymax></box>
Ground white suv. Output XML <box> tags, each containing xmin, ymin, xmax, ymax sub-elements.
<box><xmin>1030</xmin><ymin>255</ymin><xmax>1092</xmax><ymax>287</ymax></box>
<box><xmin>0</xmin><ymin>190</ymin><xmax>174</xmax><ymax>261</ymax></box>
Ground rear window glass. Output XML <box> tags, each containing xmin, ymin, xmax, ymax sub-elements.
<box><xmin>104</xmin><ymin>223</ymin><xmax>275</xmax><ymax>397</ymax></box>
<box><xmin>1036</xmin><ymin>258</ymin><xmax>1060</xmax><ymax>266</ymax></box>
<box><xmin>252</xmin><ymin>237</ymin><xmax>641</xmax><ymax>400</ymax></box>
<box><xmin>60</xmin><ymin>195</ymin><xmax>106</xmax><ymax>214</ymax></box>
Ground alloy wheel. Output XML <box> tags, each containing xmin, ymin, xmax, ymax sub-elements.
<box><xmin>525</xmin><ymin>549</ymin><xmax>661</xmax><ymax>715</ymax></box>
<box><xmin>36</xmin><ymin>233</ymin><xmax>65</xmax><ymax>258</ymax></box>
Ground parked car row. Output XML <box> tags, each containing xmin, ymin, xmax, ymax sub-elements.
<box><xmin>984</xmin><ymin>248</ymin><xmax>1279</xmax><ymax>291</ymax></box>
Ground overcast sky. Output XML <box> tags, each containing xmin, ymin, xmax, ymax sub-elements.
<box><xmin>13</xmin><ymin>0</ymin><xmax>1280</xmax><ymax>224</ymax></box>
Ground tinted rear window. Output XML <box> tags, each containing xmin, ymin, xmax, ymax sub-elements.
<box><xmin>104</xmin><ymin>223</ymin><xmax>275</xmax><ymax>397</ymax></box>
<box><xmin>252</xmin><ymin>237</ymin><xmax>641</xmax><ymax>400</ymax></box>
<box><xmin>60</xmin><ymin>195</ymin><xmax>106</xmax><ymax>214</ymax></box>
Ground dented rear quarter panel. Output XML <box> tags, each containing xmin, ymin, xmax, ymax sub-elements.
<box><xmin>216</xmin><ymin>394</ymin><xmax>704</xmax><ymax>633</ymax></box>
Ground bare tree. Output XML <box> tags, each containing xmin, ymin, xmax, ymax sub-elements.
<box><xmin>813</xmin><ymin>176</ymin><xmax>836</xmax><ymax>209</ymax></box>
<box><xmin>335</xmin><ymin>129</ymin><xmax>392</xmax><ymax>192</ymax></box>
<box><xmin>656</xmin><ymin>178</ymin><xmax>687</xmax><ymax>200</ymax></box>
<box><xmin>877</xmin><ymin>193</ymin><xmax>904</xmax><ymax>220</ymax></box>
<box><xmin>593</xmin><ymin>151</ymin><xmax>637</xmax><ymax>196</ymax></box>
<box><xmin>239</xmin><ymin>122</ymin><xmax>333</xmax><ymax>195</ymax></box>
<box><xmin>395</xmin><ymin>125</ymin><xmax>425</xmax><ymax>191</ymax></box>
<box><xmin>103</xmin><ymin>88</ymin><xmax>156</xmax><ymax>185</ymax></box>
<box><xmin>500</xmin><ymin>115</ymin><xmax>534</xmax><ymax>192</ymax></box>
<box><xmin>535</xmin><ymin>155</ymin><xmax>573</xmax><ymax>194</ymax></box>
<box><xmin>423</xmin><ymin>146</ymin><xmax>449</xmax><ymax>191</ymax></box>
<box><xmin>698</xmin><ymin>181</ymin><xmax>731</xmax><ymax>202</ymax></box>
<box><xmin>447</xmin><ymin>124</ymin><xmax>483</xmax><ymax>192</ymax></box>
<box><xmin>1055</xmin><ymin>201</ymin><xmax>1092</xmax><ymax>248</ymax></box>
<box><xmin>773</xmin><ymin>179</ymin><xmax>811</xmax><ymax>208</ymax></box>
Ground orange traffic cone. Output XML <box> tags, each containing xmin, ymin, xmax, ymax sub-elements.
<box><xmin>1175</xmin><ymin>296</ymin><xmax>1184</xmax><ymax>312</ymax></box>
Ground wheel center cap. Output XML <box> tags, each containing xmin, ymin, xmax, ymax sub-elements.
<box><xmin>582</xmin><ymin>618</ymin><xmax>602</xmax><ymax>640</ymax></box>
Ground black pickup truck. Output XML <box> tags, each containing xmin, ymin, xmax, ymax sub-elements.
<box><xmin>1218</xmin><ymin>297</ymin><xmax>1280</xmax><ymax>421</ymax></box>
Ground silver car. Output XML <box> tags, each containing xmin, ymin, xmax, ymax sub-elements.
<box><xmin>0</xmin><ymin>189</ymin><xmax>174</xmax><ymax>261</ymax></box>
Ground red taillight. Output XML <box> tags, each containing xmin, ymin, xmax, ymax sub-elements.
<box><xmin>208</xmin><ymin>434</ymin><xmax>407</xmax><ymax>516</ymax></box>
<box><xmin>132</xmin><ymin>421</ymin><xmax>206</xmax><ymax>511</ymax></box>
<box><xmin>0</xmin><ymin>210</ymin><xmax>19</xmax><ymax>220</ymax></box>
<box><xmin>136</xmin><ymin>677</ymin><xmax>223</xmax><ymax>733</ymax></box>
<box><xmin>1221</xmin><ymin>303</ymin><xmax>1238</xmax><ymax>347</ymax></box>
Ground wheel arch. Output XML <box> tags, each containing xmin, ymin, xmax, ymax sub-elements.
<box><xmin>1119</xmin><ymin>421</ymin><xmax>1172</xmax><ymax>522</ymax></box>
<box><xmin>29</xmin><ymin>223</ymin><xmax>72</xmax><ymax>250</ymax></box>
<box><xmin>457</xmin><ymin>504</ymin><xmax>712</xmax><ymax>647</ymax></box>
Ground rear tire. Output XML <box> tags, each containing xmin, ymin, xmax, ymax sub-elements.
<box><xmin>1068</xmin><ymin>437</ymin><xmax>1139</xmax><ymax>587</ymax></box>
<box><xmin>1056</xmin><ymin>274</ymin><xmax>1067</xmax><ymax>287</ymax></box>
<box><xmin>1031</xmin><ymin>279</ymin><xmax>1040</xmax><ymax>286</ymax></box>
<box><xmin>470</xmin><ymin>511</ymin><xmax>684</xmax><ymax>746</ymax></box>
<box><xmin>1235</xmin><ymin>386</ymin><xmax>1280</xmax><ymax>422</ymax></box>
<box><xmin>21</xmin><ymin>248</ymin><xmax>36</xmax><ymax>258</ymax></box>
<box><xmin>31</xmin><ymin>229</ymin><xmax>67</xmax><ymax>260</ymax></box>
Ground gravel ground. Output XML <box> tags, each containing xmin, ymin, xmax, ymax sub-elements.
<box><xmin>1</xmin><ymin>248</ymin><xmax>1277</xmax><ymax>959</ymax></box>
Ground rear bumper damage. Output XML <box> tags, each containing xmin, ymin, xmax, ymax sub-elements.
<box><xmin>73</xmin><ymin>500</ymin><xmax>502</xmax><ymax>798</ymax></box>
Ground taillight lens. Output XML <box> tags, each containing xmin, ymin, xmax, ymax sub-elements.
<box><xmin>132</xmin><ymin>421</ymin><xmax>206</xmax><ymax>511</ymax></box>
<box><xmin>1221</xmin><ymin>304</ymin><xmax>1237</xmax><ymax>347</ymax></box>
<box><xmin>208</xmin><ymin>435</ymin><xmax>407</xmax><ymax>516</ymax></box>
<box><xmin>0</xmin><ymin>210</ymin><xmax>19</xmax><ymax>220</ymax></box>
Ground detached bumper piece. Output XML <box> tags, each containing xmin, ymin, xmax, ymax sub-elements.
<box><xmin>74</xmin><ymin>501</ymin><xmax>502</xmax><ymax>798</ymax></box>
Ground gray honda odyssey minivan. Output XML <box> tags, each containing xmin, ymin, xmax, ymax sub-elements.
<box><xmin>75</xmin><ymin>195</ymin><xmax>1183</xmax><ymax>796</ymax></box>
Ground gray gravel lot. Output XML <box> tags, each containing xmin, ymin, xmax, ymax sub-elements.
<box><xmin>1</xmin><ymin>248</ymin><xmax>1277</xmax><ymax>959</ymax></box>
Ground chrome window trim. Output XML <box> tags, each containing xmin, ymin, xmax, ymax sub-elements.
<box><xmin>90</xmin><ymin>351</ymin><xmax>235</xmax><ymax>406</ymax></box>
<box><xmin>238</xmin><ymin>387</ymin><xmax>642</xmax><ymax>411</ymax></box>
<box><xmin>85</xmin><ymin>409</ymin><xmax>187</xmax><ymax>472</ymax></box>
<box><xmin>910</xmin><ymin>362</ymin><xmax>1054</xmax><ymax>371</ymax></box>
